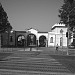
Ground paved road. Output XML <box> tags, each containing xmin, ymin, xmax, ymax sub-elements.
<box><xmin>0</xmin><ymin>48</ymin><xmax>75</xmax><ymax>75</ymax></box>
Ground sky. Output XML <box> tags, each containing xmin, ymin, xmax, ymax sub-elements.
<box><xmin>0</xmin><ymin>0</ymin><xmax>64</xmax><ymax>32</ymax></box>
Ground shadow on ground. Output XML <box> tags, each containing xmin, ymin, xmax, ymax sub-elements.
<box><xmin>0</xmin><ymin>53</ymin><xmax>13</xmax><ymax>61</ymax></box>
<box><xmin>50</xmin><ymin>55</ymin><xmax>75</xmax><ymax>74</ymax></box>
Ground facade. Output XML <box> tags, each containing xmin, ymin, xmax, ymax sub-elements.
<box><xmin>1</xmin><ymin>23</ymin><xmax>70</xmax><ymax>47</ymax></box>
<box><xmin>48</xmin><ymin>23</ymin><xmax>67</xmax><ymax>47</ymax></box>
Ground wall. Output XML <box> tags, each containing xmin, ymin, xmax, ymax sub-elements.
<box><xmin>9</xmin><ymin>31</ymin><xmax>16</xmax><ymax>46</ymax></box>
<box><xmin>37</xmin><ymin>33</ymin><xmax>48</xmax><ymax>40</ymax></box>
<box><xmin>27</xmin><ymin>29</ymin><xmax>38</xmax><ymax>39</ymax></box>
<box><xmin>48</xmin><ymin>32</ymin><xmax>55</xmax><ymax>47</ymax></box>
<box><xmin>52</xmin><ymin>27</ymin><xmax>67</xmax><ymax>34</ymax></box>
<box><xmin>1</xmin><ymin>32</ymin><xmax>8</xmax><ymax>46</ymax></box>
<box><xmin>27</xmin><ymin>28</ymin><xmax>48</xmax><ymax>46</ymax></box>
<box><xmin>1</xmin><ymin>27</ymin><xmax>68</xmax><ymax>47</ymax></box>
<box><xmin>52</xmin><ymin>27</ymin><xmax>67</xmax><ymax>47</ymax></box>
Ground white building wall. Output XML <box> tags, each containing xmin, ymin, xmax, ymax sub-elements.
<box><xmin>27</xmin><ymin>28</ymin><xmax>38</xmax><ymax>39</ymax></box>
<box><xmin>52</xmin><ymin>28</ymin><xmax>57</xmax><ymax>33</ymax></box>
<box><xmin>37</xmin><ymin>33</ymin><xmax>48</xmax><ymax>40</ymax></box>
<box><xmin>51</xmin><ymin>24</ymin><xmax>67</xmax><ymax>47</ymax></box>
<box><xmin>55</xmin><ymin>34</ymin><xmax>61</xmax><ymax>46</ymax></box>
<box><xmin>52</xmin><ymin>27</ymin><xmax>67</xmax><ymax>34</ymax></box>
<box><xmin>54</xmin><ymin>35</ymin><xmax>67</xmax><ymax>47</ymax></box>
<box><xmin>26</xmin><ymin>24</ymin><xmax>68</xmax><ymax>47</ymax></box>
<box><xmin>63</xmin><ymin>34</ymin><xmax>67</xmax><ymax>46</ymax></box>
<box><xmin>55</xmin><ymin>34</ymin><xmax>67</xmax><ymax>47</ymax></box>
<box><xmin>48</xmin><ymin>32</ymin><xmax>55</xmax><ymax>47</ymax></box>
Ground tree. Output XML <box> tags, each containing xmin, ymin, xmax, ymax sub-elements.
<box><xmin>0</xmin><ymin>3</ymin><xmax>12</xmax><ymax>33</ymax></box>
<box><xmin>64</xmin><ymin>0</ymin><xmax>74</xmax><ymax>4</ymax></box>
<box><xmin>58</xmin><ymin>0</ymin><xmax>75</xmax><ymax>30</ymax></box>
<box><xmin>58</xmin><ymin>0</ymin><xmax>75</xmax><ymax>47</ymax></box>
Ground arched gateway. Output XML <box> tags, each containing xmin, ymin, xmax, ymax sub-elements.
<box><xmin>27</xmin><ymin>34</ymin><xmax>37</xmax><ymax>47</ymax></box>
<box><xmin>17</xmin><ymin>35</ymin><xmax>26</xmax><ymax>47</ymax></box>
<box><xmin>39</xmin><ymin>35</ymin><xmax>46</xmax><ymax>47</ymax></box>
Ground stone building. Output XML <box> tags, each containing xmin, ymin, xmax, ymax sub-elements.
<box><xmin>48</xmin><ymin>23</ymin><xmax>67</xmax><ymax>47</ymax></box>
<box><xmin>1</xmin><ymin>23</ymin><xmax>70</xmax><ymax>47</ymax></box>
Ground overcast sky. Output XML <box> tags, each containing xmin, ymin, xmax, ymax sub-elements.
<box><xmin>0</xmin><ymin>0</ymin><xmax>63</xmax><ymax>32</ymax></box>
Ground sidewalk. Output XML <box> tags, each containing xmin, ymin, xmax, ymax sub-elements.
<box><xmin>37</xmin><ymin>47</ymin><xmax>75</xmax><ymax>56</ymax></box>
<box><xmin>0</xmin><ymin>47</ymin><xmax>75</xmax><ymax>56</ymax></box>
<box><xmin>58</xmin><ymin>47</ymin><xmax>75</xmax><ymax>56</ymax></box>
<box><xmin>19</xmin><ymin>48</ymin><xmax>42</xmax><ymax>51</ymax></box>
<box><xmin>0</xmin><ymin>48</ymin><xmax>23</xmax><ymax>53</ymax></box>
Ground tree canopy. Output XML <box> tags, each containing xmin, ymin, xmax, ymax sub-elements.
<box><xmin>0</xmin><ymin>3</ymin><xmax>12</xmax><ymax>33</ymax></box>
<box><xmin>58</xmin><ymin>0</ymin><xmax>75</xmax><ymax>31</ymax></box>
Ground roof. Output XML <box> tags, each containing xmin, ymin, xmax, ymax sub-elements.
<box><xmin>38</xmin><ymin>32</ymin><xmax>48</xmax><ymax>33</ymax></box>
<box><xmin>26</xmin><ymin>28</ymin><xmax>38</xmax><ymax>32</ymax></box>
<box><xmin>51</xmin><ymin>23</ymin><xmax>66</xmax><ymax>30</ymax></box>
<box><xmin>15</xmin><ymin>31</ymin><xmax>26</xmax><ymax>33</ymax></box>
<box><xmin>48</xmin><ymin>32</ymin><xmax>55</xmax><ymax>34</ymax></box>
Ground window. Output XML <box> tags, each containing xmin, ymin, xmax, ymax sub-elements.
<box><xmin>10</xmin><ymin>36</ymin><xmax>13</xmax><ymax>42</ymax></box>
<box><xmin>50</xmin><ymin>37</ymin><xmax>53</xmax><ymax>43</ymax></box>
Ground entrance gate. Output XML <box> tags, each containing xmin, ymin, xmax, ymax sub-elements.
<box><xmin>27</xmin><ymin>34</ymin><xmax>36</xmax><ymax>47</ymax></box>
<box><xmin>17</xmin><ymin>35</ymin><xmax>25</xmax><ymax>47</ymax></box>
<box><xmin>39</xmin><ymin>35</ymin><xmax>46</xmax><ymax>47</ymax></box>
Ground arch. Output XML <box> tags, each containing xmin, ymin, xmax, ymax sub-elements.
<box><xmin>17</xmin><ymin>35</ymin><xmax>25</xmax><ymax>47</ymax></box>
<box><xmin>27</xmin><ymin>34</ymin><xmax>36</xmax><ymax>47</ymax></box>
<box><xmin>39</xmin><ymin>35</ymin><xmax>46</xmax><ymax>47</ymax></box>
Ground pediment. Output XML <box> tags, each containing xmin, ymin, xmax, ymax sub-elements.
<box><xmin>27</xmin><ymin>28</ymin><xmax>38</xmax><ymax>36</ymax></box>
<box><xmin>28</xmin><ymin>28</ymin><xmax>38</xmax><ymax>33</ymax></box>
